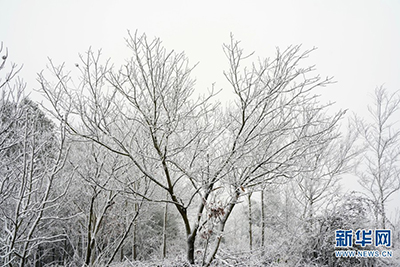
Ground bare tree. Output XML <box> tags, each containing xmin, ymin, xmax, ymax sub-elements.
<box><xmin>0</xmin><ymin>44</ymin><xmax>71</xmax><ymax>267</ymax></box>
<box><xmin>200</xmin><ymin>38</ymin><xmax>347</xmax><ymax>266</ymax></box>
<box><xmin>0</xmin><ymin>100</ymin><xmax>70</xmax><ymax>267</ymax></box>
<box><xmin>65</xmin><ymin>142</ymin><xmax>144</xmax><ymax>266</ymax></box>
<box><xmin>355</xmin><ymin>87</ymin><xmax>400</xmax><ymax>229</ymax></box>
<box><xmin>38</xmin><ymin>32</ymin><xmax>216</xmax><ymax>264</ymax></box>
<box><xmin>287</xmin><ymin>120</ymin><xmax>360</xmax><ymax>263</ymax></box>
<box><xmin>293</xmin><ymin>121</ymin><xmax>359</xmax><ymax>227</ymax></box>
<box><xmin>38</xmin><ymin>32</ymin><xmax>345</xmax><ymax>266</ymax></box>
<box><xmin>0</xmin><ymin>43</ymin><xmax>25</xmax><ymax>209</ymax></box>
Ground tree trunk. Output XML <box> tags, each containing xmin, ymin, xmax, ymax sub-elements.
<box><xmin>162</xmin><ymin>200</ymin><xmax>168</xmax><ymax>258</ymax></box>
<box><xmin>308</xmin><ymin>199</ymin><xmax>314</xmax><ymax>229</ymax></box>
<box><xmin>247</xmin><ymin>193</ymin><xmax>253</xmax><ymax>251</ymax></box>
<box><xmin>381</xmin><ymin>198</ymin><xmax>386</xmax><ymax>229</ymax></box>
<box><xmin>261</xmin><ymin>190</ymin><xmax>265</xmax><ymax>248</ymax></box>
<box><xmin>132</xmin><ymin>202</ymin><xmax>138</xmax><ymax>261</ymax></box>
<box><xmin>187</xmin><ymin>235</ymin><xmax>195</xmax><ymax>264</ymax></box>
<box><xmin>85</xmin><ymin>197</ymin><xmax>95</xmax><ymax>266</ymax></box>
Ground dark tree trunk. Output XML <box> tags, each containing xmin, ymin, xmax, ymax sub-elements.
<box><xmin>248</xmin><ymin>193</ymin><xmax>253</xmax><ymax>251</ymax></box>
<box><xmin>162</xmin><ymin>201</ymin><xmax>168</xmax><ymax>258</ymax></box>
<box><xmin>261</xmin><ymin>190</ymin><xmax>265</xmax><ymax>248</ymax></box>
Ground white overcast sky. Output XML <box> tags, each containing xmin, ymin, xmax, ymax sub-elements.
<box><xmin>1</xmin><ymin>0</ymin><xmax>400</xmax><ymax>215</ymax></box>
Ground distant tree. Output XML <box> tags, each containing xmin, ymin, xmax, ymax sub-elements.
<box><xmin>0</xmin><ymin>44</ymin><xmax>70</xmax><ymax>266</ymax></box>
<box><xmin>355</xmin><ymin>87</ymin><xmax>400</xmax><ymax>229</ymax></box>
<box><xmin>0</xmin><ymin>44</ymin><xmax>76</xmax><ymax>267</ymax></box>
<box><xmin>292</xmin><ymin>120</ymin><xmax>359</xmax><ymax>238</ymax></box>
<box><xmin>64</xmin><ymin>142</ymin><xmax>146</xmax><ymax>266</ymax></box>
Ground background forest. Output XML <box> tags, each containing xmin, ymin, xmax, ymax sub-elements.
<box><xmin>1</xmin><ymin>30</ymin><xmax>400</xmax><ymax>267</ymax></box>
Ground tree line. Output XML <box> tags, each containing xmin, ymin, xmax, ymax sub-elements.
<box><xmin>1</xmin><ymin>34</ymin><xmax>399</xmax><ymax>266</ymax></box>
